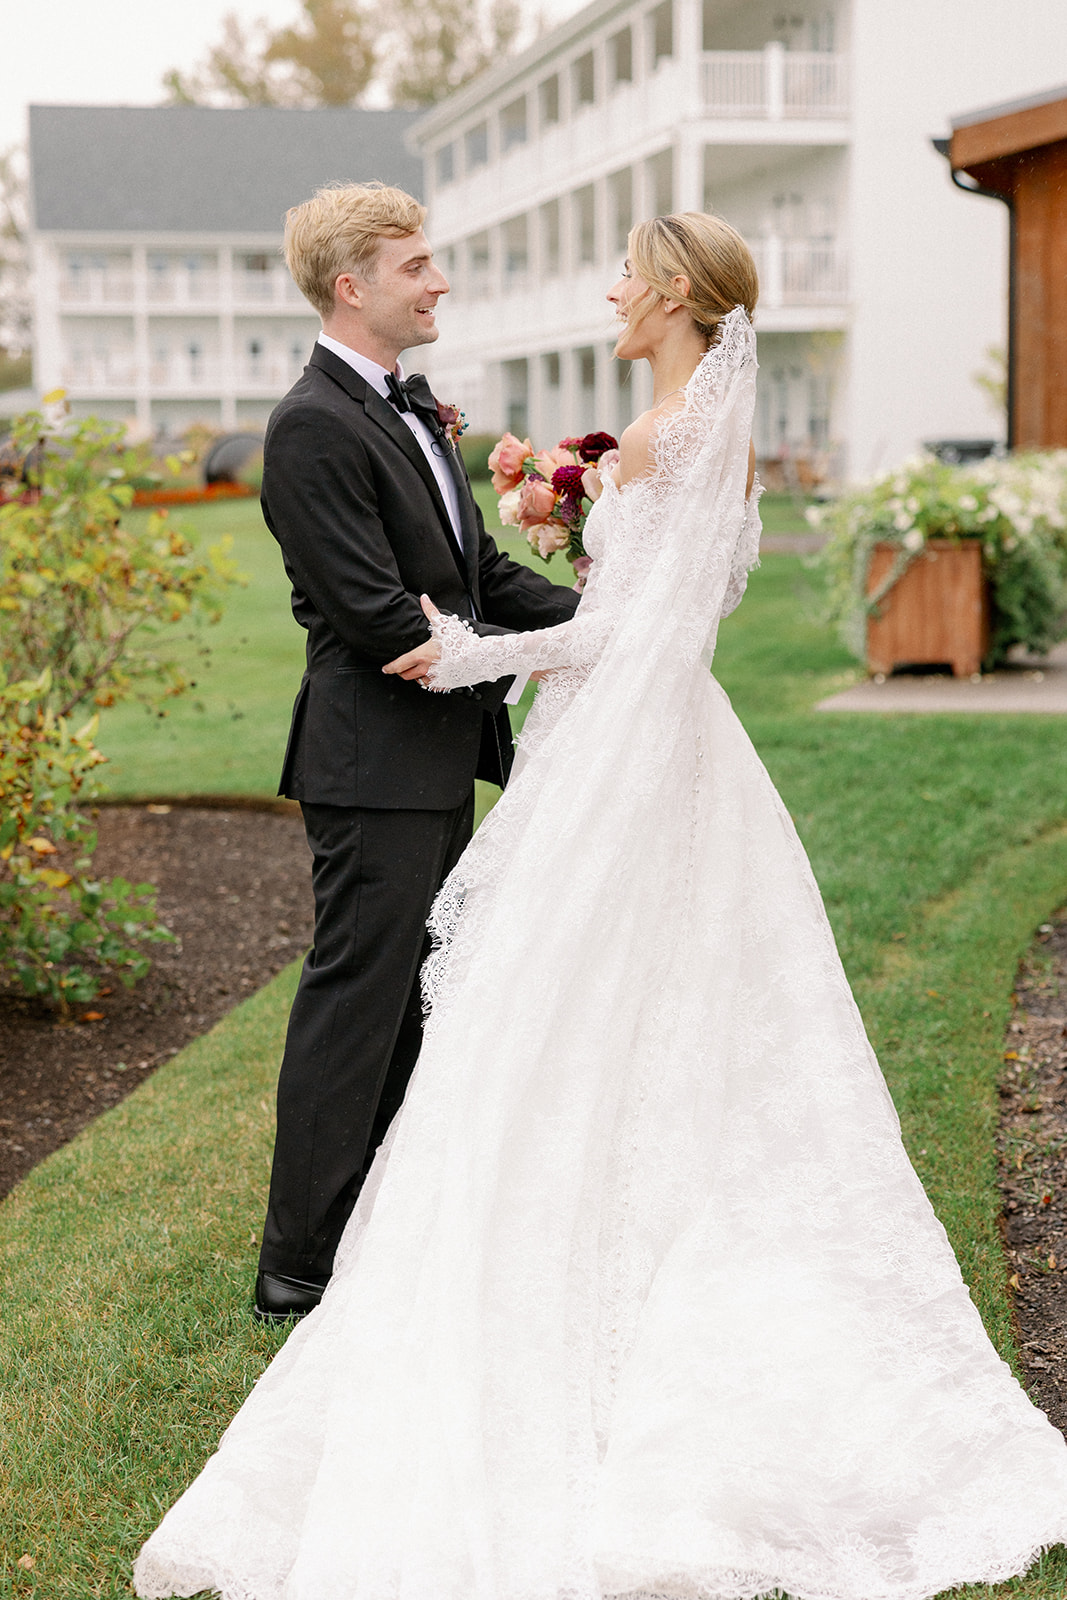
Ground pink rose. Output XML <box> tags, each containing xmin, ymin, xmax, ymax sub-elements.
<box><xmin>497</xmin><ymin>486</ymin><xmax>523</xmax><ymax>527</ymax></box>
<box><xmin>517</xmin><ymin>475</ymin><xmax>558</xmax><ymax>529</ymax></box>
<box><xmin>488</xmin><ymin>431</ymin><xmax>533</xmax><ymax>493</ymax></box>
<box><xmin>526</xmin><ymin>520</ymin><xmax>571</xmax><ymax>560</ymax></box>
<box><xmin>532</xmin><ymin>445</ymin><xmax>578</xmax><ymax>481</ymax></box>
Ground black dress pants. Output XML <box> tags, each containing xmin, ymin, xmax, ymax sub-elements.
<box><xmin>259</xmin><ymin>793</ymin><xmax>476</xmax><ymax>1279</ymax></box>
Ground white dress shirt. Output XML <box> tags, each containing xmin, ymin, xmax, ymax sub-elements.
<box><xmin>316</xmin><ymin>333</ymin><xmax>464</xmax><ymax>554</ymax></box>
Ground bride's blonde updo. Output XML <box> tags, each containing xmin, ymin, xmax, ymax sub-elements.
<box><xmin>626</xmin><ymin>212</ymin><xmax>759</xmax><ymax>347</ymax></box>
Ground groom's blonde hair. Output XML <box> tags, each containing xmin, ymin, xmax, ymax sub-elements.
<box><xmin>284</xmin><ymin>181</ymin><xmax>427</xmax><ymax>318</ymax></box>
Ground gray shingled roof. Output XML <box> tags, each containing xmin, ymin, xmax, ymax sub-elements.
<box><xmin>29</xmin><ymin>105</ymin><xmax>423</xmax><ymax>233</ymax></box>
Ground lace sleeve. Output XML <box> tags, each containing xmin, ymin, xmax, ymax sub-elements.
<box><xmin>721</xmin><ymin>477</ymin><xmax>763</xmax><ymax>621</ymax></box>
<box><xmin>426</xmin><ymin>603</ymin><xmax>614</xmax><ymax>692</ymax></box>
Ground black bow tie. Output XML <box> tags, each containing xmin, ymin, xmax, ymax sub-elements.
<box><xmin>385</xmin><ymin>370</ymin><xmax>439</xmax><ymax>425</ymax></box>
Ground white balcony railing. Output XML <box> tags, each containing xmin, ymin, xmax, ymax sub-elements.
<box><xmin>61</xmin><ymin>357</ymin><xmax>138</xmax><ymax>388</ymax></box>
<box><xmin>58</xmin><ymin>273</ymin><xmax>135</xmax><ymax>305</ymax></box>
<box><xmin>238</xmin><ymin>360</ymin><xmax>307</xmax><ymax>387</ymax></box>
<box><xmin>751</xmin><ymin>237</ymin><xmax>848</xmax><ymax>306</ymax></box>
<box><xmin>234</xmin><ymin>272</ymin><xmax>306</xmax><ymax>306</ymax></box>
<box><xmin>149</xmin><ymin>359</ymin><xmax>222</xmax><ymax>389</ymax></box>
<box><xmin>702</xmin><ymin>44</ymin><xmax>848</xmax><ymax>120</ymax></box>
<box><xmin>147</xmin><ymin>274</ymin><xmax>221</xmax><ymax>304</ymax></box>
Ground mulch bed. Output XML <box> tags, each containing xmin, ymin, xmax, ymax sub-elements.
<box><xmin>998</xmin><ymin>908</ymin><xmax>1067</xmax><ymax>1433</ymax></box>
<box><xmin>0</xmin><ymin>802</ymin><xmax>314</xmax><ymax>1201</ymax></box>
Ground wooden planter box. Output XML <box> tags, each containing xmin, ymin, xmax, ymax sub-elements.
<box><xmin>866</xmin><ymin>539</ymin><xmax>990</xmax><ymax>678</ymax></box>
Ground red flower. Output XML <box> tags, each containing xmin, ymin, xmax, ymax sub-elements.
<box><xmin>579</xmin><ymin>431</ymin><xmax>619</xmax><ymax>463</ymax></box>
<box><xmin>551</xmin><ymin>463</ymin><xmax>586</xmax><ymax>496</ymax></box>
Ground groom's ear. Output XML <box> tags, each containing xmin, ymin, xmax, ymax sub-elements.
<box><xmin>334</xmin><ymin>272</ymin><xmax>364</xmax><ymax>311</ymax></box>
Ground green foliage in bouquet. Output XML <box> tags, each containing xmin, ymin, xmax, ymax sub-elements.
<box><xmin>0</xmin><ymin>404</ymin><xmax>241</xmax><ymax>1008</ymax></box>
<box><xmin>814</xmin><ymin>452</ymin><xmax>1067</xmax><ymax>667</ymax></box>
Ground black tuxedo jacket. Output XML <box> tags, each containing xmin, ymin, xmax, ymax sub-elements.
<box><xmin>262</xmin><ymin>343</ymin><xmax>579</xmax><ymax>809</ymax></box>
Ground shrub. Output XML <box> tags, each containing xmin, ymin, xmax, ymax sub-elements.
<box><xmin>0</xmin><ymin>670</ymin><xmax>171</xmax><ymax>1009</ymax></box>
<box><xmin>814</xmin><ymin>451</ymin><xmax>1067</xmax><ymax>666</ymax></box>
<box><xmin>458</xmin><ymin>432</ymin><xmax>499</xmax><ymax>481</ymax></box>
<box><xmin>0</xmin><ymin>402</ymin><xmax>239</xmax><ymax>1008</ymax></box>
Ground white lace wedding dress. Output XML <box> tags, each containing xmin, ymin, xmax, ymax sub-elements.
<box><xmin>135</xmin><ymin>309</ymin><xmax>1067</xmax><ymax>1600</ymax></box>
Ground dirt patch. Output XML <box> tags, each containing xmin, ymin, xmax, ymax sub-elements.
<box><xmin>998</xmin><ymin>910</ymin><xmax>1067</xmax><ymax>1432</ymax></box>
<box><xmin>0</xmin><ymin>803</ymin><xmax>314</xmax><ymax>1201</ymax></box>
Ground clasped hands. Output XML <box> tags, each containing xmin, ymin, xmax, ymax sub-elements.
<box><xmin>383</xmin><ymin>594</ymin><xmax>553</xmax><ymax>691</ymax></box>
<box><xmin>382</xmin><ymin>595</ymin><xmax>443</xmax><ymax>690</ymax></box>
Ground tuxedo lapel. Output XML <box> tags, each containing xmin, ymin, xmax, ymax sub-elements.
<box><xmin>309</xmin><ymin>345</ymin><xmax>468</xmax><ymax>587</ymax></box>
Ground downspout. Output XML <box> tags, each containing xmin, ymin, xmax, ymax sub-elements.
<box><xmin>931</xmin><ymin>137</ymin><xmax>1016</xmax><ymax>450</ymax></box>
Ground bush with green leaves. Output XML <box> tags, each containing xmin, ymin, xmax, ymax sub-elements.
<box><xmin>0</xmin><ymin>405</ymin><xmax>239</xmax><ymax>1008</ymax></box>
<box><xmin>0</xmin><ymin>669</ymin><xmax>172</xmax><ymax>1008</ymax></box>
<box><xmin>814</xmin><ymin>451</ymin><xmax>1067</xmax><ymax>666</ymax></box>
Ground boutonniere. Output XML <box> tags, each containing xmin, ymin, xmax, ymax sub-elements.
<box><xmin>435</xmin><ymin>401</ymin><xmax>468</xmax><ymax>447</ymax></box>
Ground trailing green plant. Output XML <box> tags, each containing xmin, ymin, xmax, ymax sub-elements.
<box><xmin>0</xmin><ymin>668</ymin><xmax>172</xmax><ymax>1009</ymax></box>
<box><xmin>813</xmin><ymin>451</ymin><xmax>1067</xmax><ymax>666</ymax></box>
<box><xmin>0</xmin><ymin>402</ymin><xmax>240</xmax><ymax>1008</ymax></box>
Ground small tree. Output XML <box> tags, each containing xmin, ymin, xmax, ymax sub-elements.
<box><xmin>0</xmin><ymin>403</ymin><xmax>239</xmax><ymax>1009</ymax></box>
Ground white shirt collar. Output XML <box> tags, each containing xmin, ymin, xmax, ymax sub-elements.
<box><xmin>316</xmin><ymin>332</ymin><xmax>403</xmax><ymax>396</ymax></box>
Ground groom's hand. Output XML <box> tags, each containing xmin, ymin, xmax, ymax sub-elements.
<box><xmin>382</xmin><ymin>595</ymin><xmax>443</xmax><ymax>687</ymax></box>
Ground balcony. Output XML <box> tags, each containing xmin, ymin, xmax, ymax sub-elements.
<box><xmin>61</xmin><ymin>356</ymin><xmax>138</xmax><ymax>389</ymax></box>
<box><xmin>149</xmin><ymin>359</ymin><xmax>222</xmax><ymax>389</ymax></box>
<box><xmin>702</xmin><ymin>45</ymin><xmax>848</xmax><ymax>121</ymax></box>
<box><xmin>58</xmin><ymin>273</ymin><xmax>134</xmax><ymax>306</ymax></box>
<box><xmin>752</xmin><ymin>237</ymin><xmax>848</xmax><ymax>307</ymax></box>
<box><xmin>234</xmin><ymin>272</ymin><xmax>306</xmax><ymax>307</ymax></box>
<box><xmin>147</xmin><ymin>273</ymin><xmax>221</xmax><ymax>304</ymax></box>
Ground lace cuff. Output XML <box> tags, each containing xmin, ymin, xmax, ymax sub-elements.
<box><xmin>426</xmin><ymin>606</ymin><xmax>614</xmax><ymax>693</ymax></box>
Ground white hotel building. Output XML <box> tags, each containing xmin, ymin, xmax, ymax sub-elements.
<box><xmin>27</xmin><ymin>105</ymin><xmax>420</xmax><ymax>436</ymax></box>
<box><xmin>410</xmin><ymin>0</ymin><xmax>1067</xmax><ymax>479</ymax></box>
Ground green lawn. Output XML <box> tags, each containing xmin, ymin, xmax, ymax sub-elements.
<box><xmin>4</xmin><ymin>492</ymin><xmax>1067</xmax><ymax>1595</ymax></box>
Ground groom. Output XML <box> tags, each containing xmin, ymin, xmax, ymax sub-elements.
<box><xmin>254</xmin><ymin>182</ymin><xmax>579</xmax><ymax>1322</ymax></box>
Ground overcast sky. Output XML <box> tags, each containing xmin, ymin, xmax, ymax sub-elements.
<box><xmin>1</xmin><ymin>0</ymin><xmax>584</xmax><ymax>155</ymax></box>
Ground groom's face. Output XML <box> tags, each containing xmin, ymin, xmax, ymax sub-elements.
<box><xmin>348</xmin><ymin>229</ymin><xmax>450</xmax><ymax>355</ymax></box>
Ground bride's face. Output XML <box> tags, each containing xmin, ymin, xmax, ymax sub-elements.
<box><xmin>608</xmin><ymin>262</ymin><xmax>658</xmax><ymax>362</ymax></box>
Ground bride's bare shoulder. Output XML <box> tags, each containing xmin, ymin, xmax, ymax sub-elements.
<box><xmin>617</xmin><ymin>395</ymin><xmax>686</xmax><ymax>489</ymax></box>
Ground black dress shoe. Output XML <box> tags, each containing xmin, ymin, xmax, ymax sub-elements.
<box><xmin>253</xmin><ymin>1270</ymin><xmax>329</xmax><ymax>1324</ymax></box>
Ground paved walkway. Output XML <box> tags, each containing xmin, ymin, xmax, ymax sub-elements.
<box><xmin>817</xmin><ymin>644</ymin><xmax>1067</xmax><ymax>714</ymax></box>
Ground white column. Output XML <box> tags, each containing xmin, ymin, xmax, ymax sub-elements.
<box><xmin>766</xmin><ymin>40</ymin><xmax>785</xmax><ymax>121</ymax></box>
<box><xmin>219</xmin><ymin>244</ymin><xmax>237</xmax><ymax>429</ymax></box>
<box><xmin>32</xmin><ymin>237</ymin><xmax>62</xmax><ymax>397</ymax></box>
<box><xmin>131</xmin><ymin>243</ymin><xmax>151</xmax><ymax>429</ymax></box>
<box><xmin>675</xmin><ymin>130</ymin><xmax>704</xmax><ymax>213</ymax></box>
<box><xmin>594</xmin><ymin>342</ymin><xmax>613</xmax><ymax>435</ymax></box>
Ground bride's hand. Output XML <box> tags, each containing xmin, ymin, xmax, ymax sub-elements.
<box><xmin>382</xmin><ymin>595</ymin><xmax>443</xmax><ymax>687</ymax></box>
<box><xmin>581</xmin><ymin>450</ymin><xmax>620</xmax><ymax>503</ymax></box>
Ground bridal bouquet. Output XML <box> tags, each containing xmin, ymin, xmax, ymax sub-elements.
<box><xmin>488</xmin><ymin>430</ymin><xmax>618</xmax><ymax>579</ymax></box>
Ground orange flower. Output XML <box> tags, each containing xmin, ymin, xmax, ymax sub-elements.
<box><xmin>517</xmin><ymin>476</ymin><xmax>558</xmax><ymax>529</ymax></box>
<box><xmin>488</xmin><ymin>432</ymin><xmax>533</xmax><ymax>493</ymax></box>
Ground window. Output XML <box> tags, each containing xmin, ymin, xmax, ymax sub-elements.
<box><xmin>465</xmin><ymin>121</ymin><xmax>489</xmax><ymax>170</ymax></box>
<box><xmin>435</xmin><ymin>142</ymin><xmax>455</xmax><ymax>186</ymax></box>
<box><xmin>538</xmin><ymin>74</ymin><xmax>560</xmax><ymax>125</ymax></box>
<box><xmin>609</xmin><ymin>27</ymin><xmax>633</xmax><ymax>85</ymax></box>
<box><xmin>500</xmin><ymin>96</ymin><xmax>527</xmax><ymax>150</ymax></box>
<box><xmin>541</xmin><ymin>200</ymin><xmax>561</xmax><ymax>277</ymax></box>
<box><xmin>573</xmin><ymin>185</ymin><xmax>597</xmax><ymax>266</ymax></box>
<box><xmin>243</xmin><ymin>253</ymin><xmax>270</xmax><ymax>273</ymax></box>
<box><xmin>503</xmin><ymin>358</ymin><xmax>529</xmax><ymax>437</ymax></box>
<box><xmin>503</xmin><ymin>214</ymin><xmax>528</xmax><ymax>282</ymax></box>
<box><xmin>188</xmin><ymin>340</ymin><xmax>204</xmax><ymax>381</ymax></box>
<box><xmin>608</xmin><ymin>167</ymin><xmax>633</xmax><ymax>257</ymax></box>
<box><xmin>646</xmin><ymin>148</ymin><xmax>674</xmax><ymax>217</ymax></box>
<box><xmin>467</xmin><ymin>231</ymin><xmax>491</xmax><ymax>292</ymax></box>
<box><xmin>577</xmin><ymin>345</ymin><xmax>597</xmax><ymax>430</ymax></box>
<box><xmin>648</xmin><ymin>1</ymin><xmax>673</xmax><ymax>64</ymax></box>
<box><xmin>247</xmin><ymin>337</ymin><xmax>265</xmax><ymax>379</ymax></box>
<box><xmin>542</xmin><ymin>351</ymin><xmax>561</xmax><ymax>389</ymax></box>
<box><xmin>572</xmin><ymin>51</ymin><xmax>595</xmax><ymax>107</ymax></box>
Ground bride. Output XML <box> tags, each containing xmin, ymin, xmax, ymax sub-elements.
<box><xmin>135</xmin><ymin>213</ymin><xmax>1067</xmax><ymax>1600</ymax></box>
